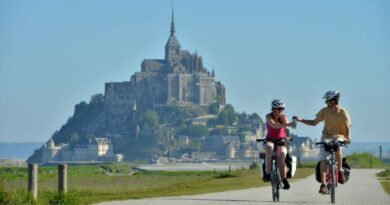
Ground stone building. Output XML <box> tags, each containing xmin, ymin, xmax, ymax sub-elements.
<box><xmin>104</xmin><ymin>10</ymin><xmax>226</xmax><ymax>131</ymax></box>
<box><xmin>41</xmin><ymin>138</ymin><xmax>122</xmax><ymax>163</ymax></box>
<box><xmin>42</xmin><ymin>138</ymin><xmax>62</xmax><ymax>162</ymax></box>
<box><xmin>202</xmin><ymin>135</ymin><xmax>241</xmax><ymax>159</ymax></box>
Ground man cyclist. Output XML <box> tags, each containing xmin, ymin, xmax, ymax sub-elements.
<box><xmin>293</xmin><ymin>90</ymin><xmax>351</xmax><ymax>194</ymax></box>
<box><xmin>263</xmin><ymin>99</ymin><xmax>296</xmax><ymax>190</ymax></box>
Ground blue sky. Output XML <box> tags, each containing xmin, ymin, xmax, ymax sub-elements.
<box><xmin>0</xmin><ymin>0</ymin><xmax>389</xmax><ymax>143</ymax></box>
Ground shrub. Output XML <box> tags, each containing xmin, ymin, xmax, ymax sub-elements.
<box><xmin>347</xmin><ymin>153</ymin><xmax>382</xmax><ymax>168</ymax></box>
<box><xmin>213</xmin><ymin>171</ymin><xmax>240</xmax><ymax>179</ymax></box>
<box><xmin>377</xmin><ymin>169</ymin><xmax>390</xmax><ymax>177</ymax></box>
<box><xmin>49</xmin><ymin>192</ymin><xmax>78</xmax><ymax>205</ymax></box>
<box><xmin>0</xmin><ymin>178</ymin><xmax>14</xmax><ymax>205</ymax></box>
<box><xmin>249</xmin><ymin>162</ymin><xmax>259</xmax><ymax>170</ymax></box>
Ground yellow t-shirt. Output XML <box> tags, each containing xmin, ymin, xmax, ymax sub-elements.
<box><xmin>316</xmin><ymin>106</ymin><xmax>352</xmax><ymax>139</ymax></box>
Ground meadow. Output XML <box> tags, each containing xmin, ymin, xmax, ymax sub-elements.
<box><xmin>1</xmin><ymin>153</ymin><xmax>388</xmax><ymax>205</ymax></box>
<box><xmin>0</xmin><ymin>162</ymin><xmax>313</xmax><ymax>205</ymax></box>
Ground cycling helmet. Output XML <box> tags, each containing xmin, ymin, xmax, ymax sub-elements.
<box><xmin>322</xmin><ymin>90</ymin><xmax>340</xmax><ymax>100</ymax></box>
<box><xmin>271</xmin><ymin>99</ymin><xmax>285</xmax><ymax>109</ymax></box>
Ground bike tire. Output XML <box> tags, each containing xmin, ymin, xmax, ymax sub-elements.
<box><xmin>275</xmin><ymin>163</ymin><xmax>280</xmax><ymax>202</ymax></box>
<box><xmin>271</xmin><ymin>159</ymin><xmax>279</xmax><ymax>202</ymax></box>
<box><xmin>331</xmin><ymin>163</ymin><xmax>336</xmax><ymax>204</ymax></box>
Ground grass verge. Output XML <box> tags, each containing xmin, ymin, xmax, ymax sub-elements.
<box><xmin>1</xmin><ymin>165</ymin><xmax>313</xmax><ymax>204</ymax></box>
<box><xmin>377</xmin><ymin>169</ymin><xmax>390</xmax><ymax>194</ymax></box>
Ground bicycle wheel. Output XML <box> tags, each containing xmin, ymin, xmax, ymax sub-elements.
<box><xmin>275</xmin><ymin>162</ymin><xmax>280</xmax><ymax>202</ymax></box>
<box><xmin>271</xmin><ymin>159</ymin><xmax>280</xmax><ymax>202</ymax></box>
<box><xmin>330</xmin><ymin>163</ymin><xmax>336</xmax><ymax>204</ymax></box>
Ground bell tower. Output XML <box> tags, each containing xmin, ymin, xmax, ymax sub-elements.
<box><xmin>165</xmin><ymin>7</ymin><xmax>181</xmax><ymax>64</ymax></box>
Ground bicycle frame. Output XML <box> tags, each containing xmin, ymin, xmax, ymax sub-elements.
<box><xmin>270</xmin><ymin>151</ymin><xmax>281</xmax><ymax>202</ymax></box>
<box><xmin>328</xmin><ymin>151</ymin><xmax>338</xmax><ymax>188</ymax></box>
<box><xmin>316</xmin><ymin>140</ymin><xmax>346</xmax><ymax>204</ymax></box>
<box><xmin>257</xmin><ymin>138</ymin><xmax>289</xmax><ymax>202</ymax></box>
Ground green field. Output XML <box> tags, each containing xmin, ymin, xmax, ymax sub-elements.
<box><xmin>377</xmin><ymin>169</ymin><xmax>390</xmax><ymax>194</ymax></box>
<box><xmin>0</xmin><ymin>163</ymin><xmax>314</xmax><ymax>205</ymax></box>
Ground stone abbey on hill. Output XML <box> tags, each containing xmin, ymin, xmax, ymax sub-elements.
<box><xmin>104</xmin><ymin>11</ymin><xmax>225</xmax><ymax>130</ymax></box>
<box><xmin>27</xmin><ymin>10</ymin><xmax>227</xmax><ymax>163</ymax></box>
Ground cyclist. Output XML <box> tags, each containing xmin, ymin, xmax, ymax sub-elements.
<box><xmin>293</xmin><ymin>90</ymin><xmax>351</xmax><ymax>194</ymax></box>
<box><xmin>263</xmin><ymin>99</ymin><xmax>296</xmax><ymax>190</ymax></box>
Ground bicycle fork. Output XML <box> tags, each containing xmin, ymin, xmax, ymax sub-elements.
<box><xmin>328</xmin><ymin>152</ymin><xmax>338</xmax><ymax>188</ymax></box>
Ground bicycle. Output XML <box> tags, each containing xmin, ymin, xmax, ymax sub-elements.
<box><xmin>315</xmin><ymin>139</ymin><xmax>347</xmax><ymax>204</ymax></box>
<box><xmin>257</xmin><ymin>138</ymin><xmax>290</xmax><ymax>202</ymax></box>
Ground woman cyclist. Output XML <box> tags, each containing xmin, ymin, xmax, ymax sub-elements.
<box><xmin>263</xmin><ymin>99</ymin><xmax>296</xmax><ymax>190</ymax></box>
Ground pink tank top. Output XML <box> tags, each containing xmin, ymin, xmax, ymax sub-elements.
<box><xmin>266</xmin><ymin>116</ymin><xmax>287</xmax><ymax>140</ymax></box>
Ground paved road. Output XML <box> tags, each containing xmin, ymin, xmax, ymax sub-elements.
<box><xmin>96</xmin><ymin>169</ymin><xmax>389</xmax><ymax>205</ymax></box>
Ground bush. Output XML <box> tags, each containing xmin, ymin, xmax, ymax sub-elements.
<box><xmin>0</xmin><ymin>191</ymin><xmax>14</xmax><ymax>205</ymax></box>
<box><xmin>249</xmin><ymin>162</ymin><xmax>259</xmax><ymax>170</ymax></box>
<box><xmin>377</xmin><ymin>169</ymin><xmax>390</xmax><ymax>177</ymax></box>
<box><xmin>0</xmin><ymin>178</ymin><xmax>14</xmax><ymax>205</ymax></box>
<box><xmin>49</xmin><ymin>192</ymin><xmax>78</xmax><ymax>205</ymax></box>
<box><xmin>347</xmin><ymin>153</ymin><xmax>382</xmax><ymax>168</ymax></box>
<box><xmin>213</xmin><ymin>172</ymin><xmax>240</xmax><ymax>179</ymax></box>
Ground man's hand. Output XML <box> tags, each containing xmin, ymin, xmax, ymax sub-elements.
<box><xmin>292</xmin><ymin>116</ymin><xmax>302</xmax><ymax>122</ymax></box>
<box><xmin>344</xmin><ymin>137</ymin><xmax>351</xmax><ymax>144</ymax></box>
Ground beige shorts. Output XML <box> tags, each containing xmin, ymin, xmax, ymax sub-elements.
<box><xmin>318</xmin><ymin>135</ymin><xmax>344</xmax><ymax>161</ymax></box>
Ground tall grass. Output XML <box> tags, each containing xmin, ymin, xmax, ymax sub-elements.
<box><xmin>347</xmin><ymin>153</ymin><xmax>383</xmax><ymax>168</ymax></box>
<box><xmin>1</xmin><ymin>164</ymin><xmax>314</xmax><ymax>204</ymax></box>
<box><xmin>377</xmin><ymin>169</ymin><xmax>390</xmax><ymax>194</ymax></box>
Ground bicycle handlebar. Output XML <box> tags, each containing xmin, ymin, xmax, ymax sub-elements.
<box><xmin>316</xmin><ymin>140</ymin><xmax>348</xmax><ymax>147</ymax></box>
<box><xmin>256</xmin><ymin>138</ymin><xmax>292</xmax><ymax>142</ymax></box>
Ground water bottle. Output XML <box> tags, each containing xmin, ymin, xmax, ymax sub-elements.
<box><xmin>292</xmin><ymin>119</ymin><xmax>297</xmax><ymax>129</ymax></box>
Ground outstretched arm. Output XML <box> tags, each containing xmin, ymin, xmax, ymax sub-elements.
<box><xmin>267</xmin><ymin>115</ymin><xmax>295</xmax><ymax>129</ymax></box>
<box><xmin>293</xmin><ymin>116</ymin><xmax>321</xmax><ymax>126</ymax></box>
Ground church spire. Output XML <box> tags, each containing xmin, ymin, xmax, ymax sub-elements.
<box><xmin>170</xmin><ymin>6</ymin><xmax>175</xmax><ymax>36</ymax></box>
<box><xmin>165</xmin><ymin>5</ymin><xmax>181</xmax><ymax>62</ymax></box>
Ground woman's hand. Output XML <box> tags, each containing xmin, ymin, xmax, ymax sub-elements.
<box><xmin>292</xmin><ymin>116</ymin><xmax>302</xmax><ymax>122</ymax></box>
<box><xmin>286</xmin><ymin>121</ymin><xmax>296</xmax><ymax>128</ymax></box>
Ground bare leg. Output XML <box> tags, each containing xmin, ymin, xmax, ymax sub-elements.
<box><xmin>336</xmin><ymin>147</ymin><xmax>343</xmax><ymax>172</ymax></box>
<box><xmin>320</xmin><ymin>160</ymin><xmax>327</xmax><ymax>184</ymax></box>
<box><xmin>277</xmin><ymin>146</ymin><xmax>288</xmax><ymax>179</ymax></box>
<box><xmin>264</xmin><ymin>142</ymin><xmax>274</xmax><ymax>174</ymax></box>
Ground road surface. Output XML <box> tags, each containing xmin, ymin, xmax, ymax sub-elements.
<box><xmin>96</xmin><ymin>169</ymin><xmax>389</xmax><ymax>205</ymax></box>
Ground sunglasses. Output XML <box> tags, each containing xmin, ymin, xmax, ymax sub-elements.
<box><xmin>273</xmin><ymin>108</ymin><xmax>284</xmax><ymax>111</ymax></box>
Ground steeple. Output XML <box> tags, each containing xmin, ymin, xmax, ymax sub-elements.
<box><xmin>170</xmin><ymin>7</ymin><xmax>175</xmax><ymax>36</ymax></box>
<box><xmin>165</xmin><ymin>5</ymin><xmax>181</xmax><ymax>62</ymax></box>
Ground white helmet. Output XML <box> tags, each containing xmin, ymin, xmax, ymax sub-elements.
<box><xmin>271</xmin><ymin>99</ymin><xmax>285</xmax><ymax>109</ymax></box>
<box><xmin>322</xmin><ymin>90</ymin><xmax>340</xmax><ymax>100</ymax></box>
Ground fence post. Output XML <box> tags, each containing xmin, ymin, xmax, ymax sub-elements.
<box><xmin>58</xmin><ymin>164</ymin><xmax>67</xmax><ymax>193</ymax></box>
<box><xmin>28</xmin><ymin>163</ymin><xmax>38</xmax><ymax>201</ymax></box>
<box><xmin>370</xmin><ymin>155</ymin><xmax>373</xmax><ymax>169</ymax></box>
<box><xmin>252</xmin><ymin>151</ymin><xmax>255</xmax><ymax>165</ymax></box>
<box><xmin>297</xmin><ymin>147</ymin><xmax>301</xmax><ymax>167</ymax></box>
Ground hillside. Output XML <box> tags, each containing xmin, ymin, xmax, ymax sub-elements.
<box><xmin>27</xmin><ymin>94</ymin><xmax>265</xmax><ymax>162</ymax></box>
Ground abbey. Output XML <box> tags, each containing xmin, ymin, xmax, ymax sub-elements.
<box><xmin>104</xmin><ymin>11</ymin><xmax>225</xmax><ymax>129</ymax></box>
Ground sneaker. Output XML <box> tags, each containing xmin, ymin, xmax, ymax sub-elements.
<box><xmin>339</xmin><ymin>170</ymin><xmax>347</xmax><ymax>184</ymax></box>
<box><xmin>319</xmin><ymin>183</ymin><xmax>327</xmax><ymax>194</ymax></box>
<box><xmin>262</xmin><ymin>174</ymin><xmax>271</xmax><ymax>182</ymax></box>
<box><xmin>282</xmin><ymin>179</ymin><xmax>290</xmax><ymax>190</ymax></box>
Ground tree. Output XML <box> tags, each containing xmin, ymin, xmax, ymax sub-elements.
<box><xmin>187</xmin><ymin>125</ymin><xmax>209</xmax><ymax>138</ymax></box>
<box><xmin>90</xmin><ymin>93</ymin><xmax>104</xmax><ymax>104</ymax></box>
<box><xmin>218</xmin><ymin>104</ymin><xmax>237</xmax><ymax>125</ymax></box>
<box><xmin>139</xmin><ymin>110</ymin><xmax>159</xmax><ymax>130</ymax></box>
<box><xmin>208</xmin><ymin>102</ymin><xmax>220</xmax><ymax>115</ymax></box>
<box><xmin>238</xmin><ymin>112</ymin><xmax>249</xmax><ymax>125</ymax></box>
